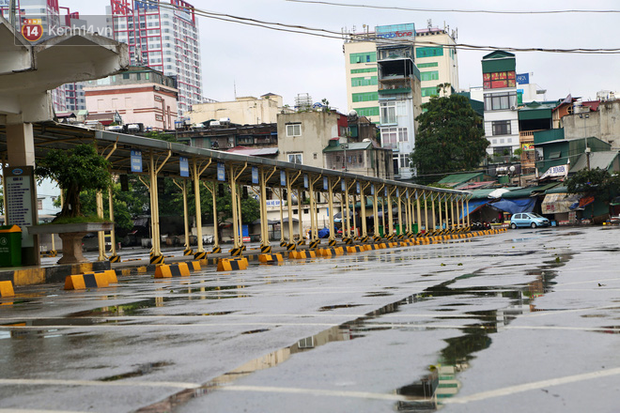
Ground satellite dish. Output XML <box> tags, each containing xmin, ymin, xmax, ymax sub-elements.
<box><xmin>348</xmin><ymin>110</ymin><xmax>358</xmax><ymax>117</ymax></box>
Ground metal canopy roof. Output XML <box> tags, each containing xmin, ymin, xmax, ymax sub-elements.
<box><xmin>0</xmin><ymin>121</ymin><xmax>470</xmax><ymax>198</ymax></box>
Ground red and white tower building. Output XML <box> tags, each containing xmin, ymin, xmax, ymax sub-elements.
<box><xmin>109</xmin><ymin>0</ymin><xmax>202</xmax><ymax>116</ymax></box>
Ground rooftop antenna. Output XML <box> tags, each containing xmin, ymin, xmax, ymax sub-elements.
<box><xmin>427</xmin><ymin>19</ymin><xmax>432</xmax><ymax>30</ymax></box>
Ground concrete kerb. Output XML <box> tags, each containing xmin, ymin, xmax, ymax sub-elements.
<box><xmin>0</xmin><ymin>230</ymin><xmax>506</xmax><ymax>288</ymax></box>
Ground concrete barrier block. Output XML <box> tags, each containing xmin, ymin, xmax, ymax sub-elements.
<box><xmin>64</xmin><ymin>273</ymin><xmax>109</xmax><ymax>290</ymax></box>
<box><xmin>154</xmin><ymin>263</ymin><xmax>191</xmax><ymax>278</ymax></box>
<box><xmin>0</xmin><ymin>281</ymin><xmax>15</xmax><ymax>297</ymax></box>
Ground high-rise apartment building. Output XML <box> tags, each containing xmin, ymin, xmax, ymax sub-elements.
<box><xmin>109</xmin><ymin>0</ymin><xmax>202</xmax><ymax>115</ymax></box>
<box><xmin>343</xmin><ymin>22</ymin><xmax>458</xmax><ymax>179</ymax></box>
<box><xmin>344</xmin><ymin>22</ymin><xmax>459</xmax><ymax>123</ymax></box>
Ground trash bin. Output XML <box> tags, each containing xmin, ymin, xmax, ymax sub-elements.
<box><xmin>0</xmin><ymin>225</ymin><xmax>22</xmax><ymax>267</ymax></box>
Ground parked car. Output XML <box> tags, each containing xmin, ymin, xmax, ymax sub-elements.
<box><xmin>510</xmin><ymin>212</ymin><xmax>550</xmax><ymax>229</ymax></box>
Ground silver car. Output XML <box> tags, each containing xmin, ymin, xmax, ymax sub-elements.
<box><xmin>510</xmin><ymin>212</ymin><xmax>550</xmax><ymax>229</ymax></box>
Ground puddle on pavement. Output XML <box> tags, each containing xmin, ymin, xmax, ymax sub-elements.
<box><xmin>319</xmin><ymin>304</ymin><xmax>364</xmax><ymax>312</ymax></box>
<box><xmin>100</xmin><ymin>361</ymin><xmax>172</xmax><ymax>382</ymax></box>
<box><xmin>135</xmin><ymin>254</ymin><xmax>573</xmax><ymax>412</ymax></box>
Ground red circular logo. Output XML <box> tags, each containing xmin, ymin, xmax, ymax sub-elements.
<box><xmin>22</xmin><ymin>24</ymin><xmax>43</xmax><ymax>42</ymax></box>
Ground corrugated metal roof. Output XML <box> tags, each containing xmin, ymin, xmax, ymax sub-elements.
<box><xmin>438</xmin><ymin>172</ymin><xmax>483</xmax><ymax>185</ymax></box>
<box><xmin>323</xmin><ymin>141</ymin><xmax>372</xmax><ymax>153</ymax></box>
<box><xmin>570</xmin><ymin>151</ymin><xmax>619</xmax><ymax>173</ymax></box>
<box><xmin>502</xmin><ymin>184</ymin><xmax>559</xmax><ymax>198</ymax></box>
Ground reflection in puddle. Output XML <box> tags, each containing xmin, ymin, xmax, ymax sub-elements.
<box><xmin>100</xmin><ymin>361</ymin><xmax>172</xmax><ymax>381</ymax></box>
<box><xmin>393</xmin><ymin>254</ymin><xmax>569</xmax><ymax>411</ymax></box>
<box><xmin>318</xmin><ymin>304</ymin><xmax>363</xmax><ymax>312</ymax></box>
<box><xmin>130</xmin><ymin>255</ymin><xmax>574</xmax><ymax>412</ymax></box>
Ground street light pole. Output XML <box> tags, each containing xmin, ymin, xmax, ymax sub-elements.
<box><xmin>580</xmin><ymin>113</ymin><xmax>590</xmax><ymax>170</ymax></box>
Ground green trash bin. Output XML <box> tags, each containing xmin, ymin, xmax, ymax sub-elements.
<box><xmin>0</xmin><ymin>225</ymin><xmax>22</xmax><ymax>267</ymax></box>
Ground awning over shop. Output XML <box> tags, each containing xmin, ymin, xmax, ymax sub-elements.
<box><xmin>489</xmin><ymin>198</ymin><xmax>536</xmax><ymax>214</ymax></box>
<box><xmin>460</xmin><ymin>199</ymin><xmax>490</xmax><ymax>219</ymax></box>
<box><xmin>541</xmin><ymin>193</ymin><xmax>580</xmax><ymax>214</ymax></box>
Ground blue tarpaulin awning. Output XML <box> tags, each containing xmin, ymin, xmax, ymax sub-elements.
<box><xmin>460</xmin><ymin>199</ymin><xmax>490</xmax><ymax>219</ymax></box>
<box><xmin>489</xmin><ymin>198</ymin><xmax>536</xmax><ymax>214</ymax></box>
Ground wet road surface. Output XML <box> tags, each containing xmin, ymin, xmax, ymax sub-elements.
<box><xmin>2</xmin><ymin>226</ymin><xmax>620</xmax><ymax>412</ymax></box>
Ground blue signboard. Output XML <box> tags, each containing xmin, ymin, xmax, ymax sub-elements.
<box><xmin>406</xmin><ymin>189</ymin><xmax>410</xmax><ymax>199</ymax></box>
<box><xmin>252</xmin><ymin>167</ymin><xmax>259</xmax><ymax>185</ymax></box>
<box><xmin>280</xmin><ymin>171</ymin><xmax>286</xmax><ymax>187</ymax></box>
<box><xmin>356</xmin><ymin>182</ymin><xmax>360</xmax><ymax>194</ymax></box>
<box><xmin>217</xmin><ymin>163</ymin><xmax>226</xmax><ymax>182</ymax></box>
<box><xmin>376</xmin><ymin>23</ymin><xmax>415</xmax><ymax>39</ymax></box>
<box><xmin>323</xmin><ymin>177</ymin><xmax>328</xmax><ymax>191</ymax></box>
<box><xmin>516</xmin><ymin>73</ymin><xmax>529</xmax><ymax>84</ymax></box>
<box><xmin>342</xmin><ymin>180</ymin><xmax>346</xmax><ymax>192</ymax></box>
<box><xmin>371</xmin><ymin>184</ymin><xmax>375</xmax><ymax>195</ymax></box>
<box><xmin>179</xmin><ymin>157</ymin><xmax>189</xmax><ymax>178</ymax></box>
<box><xmin>385</xmin><ymin>187</ymin><xmax>388</xmax><ymax>197</ymax></box>
<box><xmin>130</xmin><ymin>150</ymin><xmax>142</xmax><ymax>173</ymax></box>
<box><xmin>396</xmin><ymin>188</ymin><xmax>400</xmax><ymax>197</ymax></box>
<box><xmin>304</xmin><ymin>174</ymin><xmax>309</xmax><ymax>189</ymax></box>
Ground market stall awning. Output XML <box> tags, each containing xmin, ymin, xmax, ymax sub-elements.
<box><xmin>541</xmin><ymin>193</ymin><xmax>581</xmax><ymax>214</ymax></box>
<box><xmin>489</xmin><ymin>198</ymin><xmax>536</xmax><ymax>214</ymax></box>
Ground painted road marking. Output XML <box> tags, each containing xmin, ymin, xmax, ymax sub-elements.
<box><xmin>216</xmin><ymin>366</ymin><xmax>620</xmax><ymax>404</ymax></box>
<box><xmin>0</xmin><ymin>409</ymin><xmax>88</xmax><ymax>413</ymax></box>
<box><xmin>1</xmin><ymin>322</ymin><xmax>617</xmax><ymax>334</ymax></box>
<box><xmin>443</xmin><ymin>367</ymin><xmax>620</xmax><ymax>404</ymax></box>
<box><xmin>0</xmin><ymin>378</ymin><xmax>200</xmax><ymax>389</ymax></box>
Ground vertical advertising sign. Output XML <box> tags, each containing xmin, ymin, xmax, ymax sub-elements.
<box><xmin>304</xmin><ymin>174</ymin><xmax>309</xmax><ymax>189</ymax></box>
<box><xmin>179</xmin><ymin>157</ymin><xmax>189</xmax><ymax>177</ymax></box>
<box><xmin>371</xmin><ymin>184</ymin><xmax>375</xmax><ymax>195</ymax></box>
<box><xmin>280</xmin><ymin>171</ymin><xmax>286</xmax><ymax>187</ymax></box>
<box><xmin>217</xmin><ymin>163</ymin><xmax>226</xmax><ymax>182</ymax></box>
<box><xmin>323</xmin><ymin>177</ymin><xmax>328</xmax><ymax>191</ymax></box>
<box><xmin>252</xmin><ymin>167</ymin><xmax>259</xmax><ymax>185</ymax></box>
<box><xmin>130</xmin><ymin>149</ymin><xmax>142</xmax><ymax>173</ymax></box>
<box><xmin>342</xmin><ymin>180</ymin><xmax>346</xmax><ymax>192</ymax></box>
<box><xmin>4</xmin><ymin>166</ymin><xmax>36</xmax><ymax>247</ymax></box>
<box><xmin>356</xmin><ymin>182</ymin><xmax>360</xmax><ymax>194</ymax></box>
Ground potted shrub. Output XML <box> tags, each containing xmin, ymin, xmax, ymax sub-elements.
<box><xmin>29</xmin><ymin>144</ymin><xmax>113</xmax><ymax>264</ymax></box>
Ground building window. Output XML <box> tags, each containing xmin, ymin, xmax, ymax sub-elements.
<box><xmin>381</xmin><ymin>127</ymin><xmax>408</xmax><ymax>148</ymax></box>
<box><xmin>351</xmin><ymin>67</ymin><xmax>377</xmax><ymax>74</ymax></box>
<box><xmin>417</xmin><ymin>62</ymin><xmax>439</xmax><ymax>69</ymax></box>
<box><xmin>421</xmin><ymin>87</ymin><xmax>439</xmax><ymax>97</ymax></box>
<box><xmin>354</xmin><ymin>107</ymin><xmax>380</xmax><ymax>117</ymax></box>
<box><xmin>286</xmin><ymin>123</ymin><xmax>301</xmax><ymax>137</ymax></box>
<box><xmin>288</xmin><ymin>153</ymin><xmax>302</xmax><ymax>164</ymax></box>
<box><xmin>380</xmin><ymin>101</ymin><xmax>397</xmax><ymax>124</ymax></box>
<box><xmin>416</xmin><ymin>46</ymin><xmax>444</xmax><ymax>58</ymax></box>
<box><xmin>352</xmin><ymin>91</ymin><xmax>379</xmax><ymax>102</ymax></box>
<box><xmin>420</xmin><ymin>71</ymin><xmax>439</xmax><ymax>82</ymax></box>
<box><xmin>350</xmin><ymin>52</ymin><xmax>377</xmax><ymax>64</ymax></box>
<box><xmin>492</xmin><ymin>120</ymin><xmax>511</xmax><ymax>135</ymax></box>
<box><xmin>484</xmin><ymin>92</ymin><xmax>517</xmax><ymax>111</ymax></box>
<box><xmin>351</xmin><ymin>76</ymin><xmax>378</xmax><ymax>87</ymax></box>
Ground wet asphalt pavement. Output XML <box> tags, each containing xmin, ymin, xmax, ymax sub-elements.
<box><xmin>1</xmin><ymin>226</ymin><xmax>620</xmax><ymax>412</ymax></box>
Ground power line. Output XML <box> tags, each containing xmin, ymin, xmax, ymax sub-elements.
<box><xmin>130</xmin><ymin>1</ymin><xmax>620</xmax><ymax>55</ymax></box>
<box><xmin>285</xmin><ymin>0</ymin><xmax>620</xmax><ymax>15</ymax></box>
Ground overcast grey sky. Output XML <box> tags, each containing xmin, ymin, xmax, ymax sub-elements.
<box><xmin>61</xmin><ymin>0</ymin><xmax>620</xmax><ymax>112</ymax></box>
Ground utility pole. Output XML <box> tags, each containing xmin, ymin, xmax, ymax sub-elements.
<box><xmin>9</xmin><ymin>0</ymin><xmax>16</xmax><ymax>29</ymax></box>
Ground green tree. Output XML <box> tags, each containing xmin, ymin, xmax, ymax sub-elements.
<box><xmin>410</xmin><ymin>93</ymin><xmax>488</xmax><ymax>182</ymax></box>
<box><xmin>35</xmin><ymin>144</ymin><xmax>111</xmax><ymax>218</ymax></box>
<box><xmin>565</xmin><ymin>168</ymin><xmax>620</xmax><ymax>203</ymax></box>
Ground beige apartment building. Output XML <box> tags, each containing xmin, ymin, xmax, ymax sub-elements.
<box><xmin>188</xmin><ymin>93</ymin><xmax>286</xmax><ymax>126</ymax></box>
<box><xmin>343</xmin><ymin>23</ymin><xmax>460</xmax><ymax>121</ymax></box>
<box><xmin>83</xmin><ymin>66</ymin><xmax>178</xmax><ymax>131</ymax></box>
